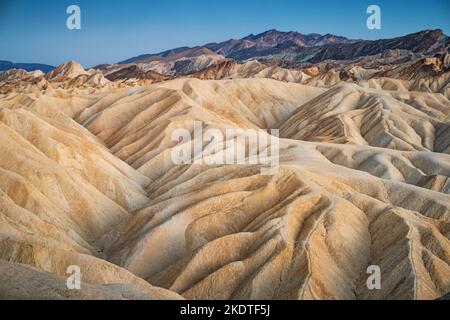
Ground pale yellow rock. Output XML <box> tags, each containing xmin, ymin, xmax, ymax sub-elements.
<box><xmin>0</xmin><ymin>66</ymin><xmax>449</xmax><ymax>300</ymax></box>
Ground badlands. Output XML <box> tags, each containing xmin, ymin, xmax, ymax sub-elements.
<box><xmin>0</xmin><ymin>50</ymin><xmax>449</xmax><ymax>299</ymax></box>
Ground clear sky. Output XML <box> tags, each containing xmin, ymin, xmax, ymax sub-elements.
<box><xmin>1</xmin><ymin>0</ymin><xmax>449</xmax><ymax>67</ymax></box>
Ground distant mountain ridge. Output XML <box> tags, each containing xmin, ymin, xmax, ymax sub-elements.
<box><xmin>115</xmin><ymin>29</ymin><xmax>448</xmax><ymax>74</ymax></box>
<box><xmin>205</xmin><ymin>29</ymin><xmax>357</xmax><ymax>56</ymax></box>
<box><xmin>0</xmin><ymin>60</ymin><xmax>54</xmax><ymax>73</ymax></box>
<box><xmin>119</xmin><ymin>46</ymin><xmax>192</xmax><ymax>64</ymax></box>
<box><xmin>120</xmin><ymin>29</ymin><xmax>358</xmax><ymax>65</ymax></box>
<box><xmin>238</xmin><ymin>29</ymin><xmax>449</xmax><ymax>67</ymax></box>
<box><xmin>2</xmin><ymin>29</ymin><xmax>448</xmax><ymax>77</ymax></box>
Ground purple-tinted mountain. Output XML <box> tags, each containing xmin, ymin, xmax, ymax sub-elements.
<box><xmin>119</xmin><ymin>47</ymin><xmax>192</xmax><ymax>64</ymax></box>
<box><xmin>118</xmin><ymin>29</ymin><xmax>357</xmax><ymax>65</ymax></box>
<box><xmin>116</xmin><ymin>29</ymin><xmax>448</xmax><ymax>73</ymax></box>
<box><xmin>204</xmin><ymin>29</ymin><xmax>357</xmax><ymax>56</ymax></box>
<box><xmin>234</xmin><ymin>29</ymin><xmax>448</xmax><ymax>67</ymax></box>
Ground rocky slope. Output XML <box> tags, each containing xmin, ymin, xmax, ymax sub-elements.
<box><xmin>0</xmin><ymin>63</ymin><xmax>448</xmax><ymax>300</ymax></box>
<box><xmin>116</xmin><ymin>47</ymin><xmax>227</xmax><ymax>76</ymax></box>
<box><xmin>189</xmin><ymin>60</ymin><xmax>311</xmax><ymax>83</ymax></box>
<box><xmin>0</xmin><ymin>62</ymin><xmax>115</xmax><ymax>94</ymax></box>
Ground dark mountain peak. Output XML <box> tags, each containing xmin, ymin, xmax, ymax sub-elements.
<box><xmin>401</xmin><ymin>28</ymin><xmax>445</xmax><ymax>41</ymax></box>
<box><xmin>243</xmin><ymin>29</ymin><xmax>282</xmax><ymax>40</ymax></box>
<box><xmin>263</xmin><ymin>28</ymin><xmax>281</xmax><ymax>34</ymax></box>
<box><xmin>423</xmin><ymin>28</ymin><xmax>444</xmax><ymax>35</ymax></box>
<box><xmin>258</xmin><ymin>28</ymin><xmax>279</xmax><ymax>34</ymax></box>
<box><xmin>421</xmin><ymin>28</ymin><xmax>443</xmax><ymax>36</ymax></box>
<box><xmin>245</xmin><ymin>29</ymin><xmax>302</xmax><ymax>39</ymax></box>
<box><xmin>244</xmin><ymin>29</ymin><xmax>356</xmax><ymax>47</ymax></box>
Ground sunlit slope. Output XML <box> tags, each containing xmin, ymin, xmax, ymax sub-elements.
<box><xmin>63</xmin><ymin>78</ymin><xmax>450</xmax><ymax>300</ymax></box>
<box><xmin>0</xmin><ymin>101</ymin><xmax>180</xmax><ymax>299</ymax></box>
<box><xmin>280</xmin><ymin>83</ymin><xmax>450</xmax><ymax>153</ymax></box>
<box><xmin>0</xmin><ymin>76</ymin><xmax>448</xmax><ymax>300</ymax></box>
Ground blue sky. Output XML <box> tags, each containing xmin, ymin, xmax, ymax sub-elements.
<box><xmin>0</xmin><ymin>0</ymin><xmax>449</xmax><ymax>67</ymax></box>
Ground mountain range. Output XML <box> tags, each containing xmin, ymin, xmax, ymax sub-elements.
<box><xmin>121</xmin><ymin>29</ymin><xmax>358</xmax><ymax>65</ymax></box>
<box><xmin>225</xmin><ymin>29</ymin><xmax>446</xmax><ymax>63</ymax></box>
<box><xmin>4</xmin><ymin>29</ymin><xmax>447</xmax><ymax>78</ymax></box>
<box><xmin>121</xmin><ymin>29</ymin><xmax>444</xmax><ymax>62</ymax></box>
<box><xmin>102</xmin><ymin>29</ymin><xmax>449</xmax><ymax>78</ymax></box>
